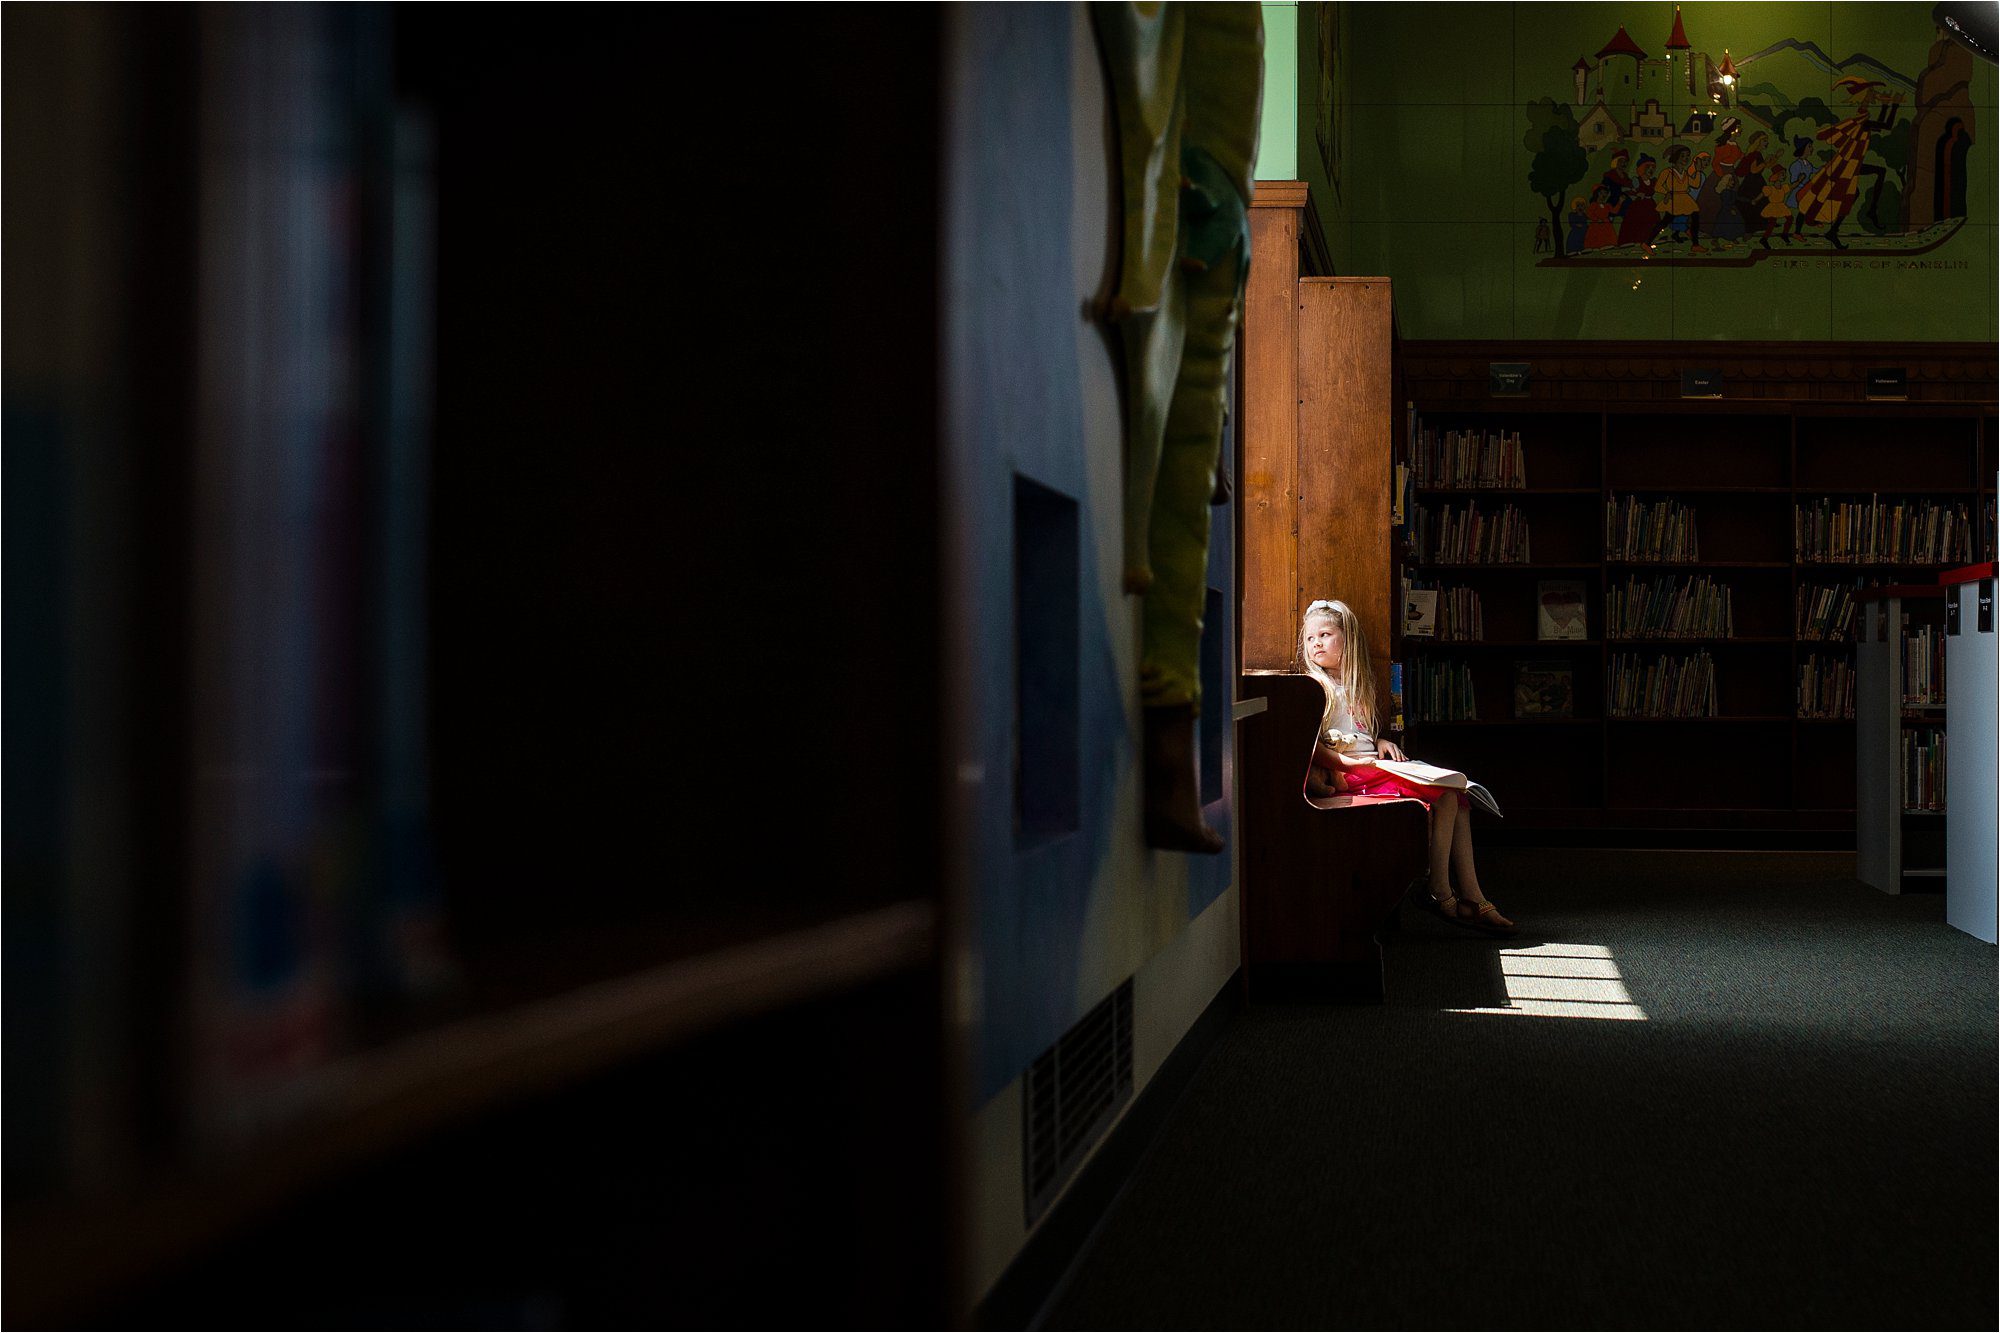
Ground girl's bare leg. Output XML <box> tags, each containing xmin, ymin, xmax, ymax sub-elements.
<box><xmin>1451</xmin><ymin>803</ymin><xmax>1482</xmax><ymax>901</ymax></box>
<box><xmin>1453</xmin><ymin>805</ymin><xmax>1515</xmax><ymax>927</ymax></box>
<box><xmin>1428</xmin><ymin>793</ymin><xmax>1458</xmax><ymax>901</ymax></box>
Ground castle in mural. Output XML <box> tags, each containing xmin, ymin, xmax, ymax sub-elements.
<box><xmin>1528</xmin><ymin>6</ymin><xmax>1978</xmax><ymax>265</ymax></box>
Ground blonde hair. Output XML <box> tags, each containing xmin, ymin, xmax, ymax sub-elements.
<box><xmin>1301</xmin><ymin>599</ymin><xmax>1376</xmax><ymax>738</ymax></box>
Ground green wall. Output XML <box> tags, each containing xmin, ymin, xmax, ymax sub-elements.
<box><xmin>1315</xmin><ymin>2</ymin><xmax>1998</xmax><ymax>341</ymax></box>
<box><xmin>1295</xmin><ymin>1</ymin><xmax>1349</xmax><ymax>248</ymax></box>
<box><xmin>1257</xmin><ymin>2</ymin><xmax>1299</xmax><ymax>181</ymax></box>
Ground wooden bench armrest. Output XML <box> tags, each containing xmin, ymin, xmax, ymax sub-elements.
<box><xmin>1304</xmin><ymin>792</ymin><xmax>1427</xmax><ymax>813</ymax></box>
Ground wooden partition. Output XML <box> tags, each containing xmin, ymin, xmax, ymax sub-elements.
<box><xmin>1297</xmin><ymin>278</ymin><xmax>1396</xmax><ymax>709</ymax></box>
<box><xmin>1239</xmin><ymin>200</ymin><xmax>1398</xmax><ymax>705</ymax></box>
<box><xmin>1241</xmin><ymin>185</ymin><xmax>1304</xmax><ymax>670</ymax></box>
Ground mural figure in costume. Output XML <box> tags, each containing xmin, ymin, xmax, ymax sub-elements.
<box><xmin>1617</xmin><ymin>153</ymin><xmax>1660</xmax><ymax>245</ymax></box>
<box><xmin>1599</xmin><ymin>146</ymin><xmax>1634</xmax><ymax>216</ymax></box>
<box><xmin>1731</xmin><ymin>129</ymin><xmax>1773</xmax><ymax>235</ymax></box>
<box><xmin>1702</xmin><ymin>118</ymin><xmax>1746</xmax><ymax>240</ymax></box>
<box><xmin>1757</xmin><ymin>160</ymin><xmax>1794</xmax><ymax>244</ymax></box>
<box><xmin>1780</xmin><ymin>134</ymin><xmax>1816</xmax><ymax>239</ymax></box>
<box><xmin>1527</xmin><ymin>6</ymin><xmax>1979</xmax><ymax>265</ymax></box>
<box><xmin>1583</xmin><ymin>185</ymin><xmax>1618</xmax><ymax>250</ymax></box>
<box><xmin>1092</xmin><ymin>2</ymin><xmax>1263</xmax><ymax>853</ymax></box>
<box><xmin>1657</xmin><ymin>143</ymin><xmax>1702</xmax><ymax>249</ymax></box>
<box><xmin>1792</xmin><ymin>76</ymin><xmax>1906</xmax><ymax>247</ymax></box>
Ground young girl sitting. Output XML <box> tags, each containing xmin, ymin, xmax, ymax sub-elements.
<box><xmin>1299</xmin><ymin>599</ymin><xmax>1518</xmax><ymax>936</ymax></box>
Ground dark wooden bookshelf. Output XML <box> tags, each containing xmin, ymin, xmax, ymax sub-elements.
<box><xmin>3</xmin><ymin>8</ymin><xmax>955</xmax><ymax>1328</ymax></box>
<box><xmin>1419</xmin><ymin>561</ymin><xmax>1600</xmax><ymax>570</ymax></box>
<box><xmin>1418</xmin><ymin>638</ymin><xmax>1603</xmax><ymax>647</ymax></box>
<box><xmin>1606</xmin><ymin>715</ymin><xmax>1797</xmax><ymax>723</ymax></box>
<box><xmin>1607</xmin><ymin>560</ymin><xmax>1791</xmax><ymax>568</ymax></box>
<box><xmin>1410</xmin><ymin>717</ymin><xmax>1601</xmax><ymax>726</ymax></box>
<box><xmin>1414</xmin><ymin>486</ymin><xmax>1600</xmax><ymax>495</ymax></box>
<box><xmin>1390</xmin><ymin>362</ymin><xmax>1996</xmax><ymax>844</ymax></box>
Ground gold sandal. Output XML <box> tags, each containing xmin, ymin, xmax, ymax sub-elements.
<box><xmin>1456</xmin><ymin>898</ymin><xmax>1519</xmax><ymax>937</ymax></box>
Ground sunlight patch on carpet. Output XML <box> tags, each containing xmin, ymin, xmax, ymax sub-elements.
<box><xmin>1446</xmin><ymin>943</ymin><xmax>1649</xmax><ymax>1021</ymax></box>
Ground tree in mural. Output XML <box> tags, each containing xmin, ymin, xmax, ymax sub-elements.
<box><xmin>1525</xmin><ymin>98</ymin><xmax>1589</xmax><ymax>259</ymax></box>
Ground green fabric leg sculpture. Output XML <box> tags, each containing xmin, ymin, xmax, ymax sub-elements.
<box><xmin>1092</xmin><ymin>1</ymin><xmax>1262</xmax><ymax>853</ymax></box>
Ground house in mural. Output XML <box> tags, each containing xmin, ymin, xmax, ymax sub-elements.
<box><xmin>1578</xmin><ymin>98</ymin><xmax>1622</xmax><ymax>150</ymax></box>
<box><xmin>1633</xmin><ymin>98</ymin><xmax>1672</xmax><ymax>142</ymax></box>
<box><xmin>1532</xmin><ymin>4</ymin><xmax>1974</xmax><ymax>265</ymax></box>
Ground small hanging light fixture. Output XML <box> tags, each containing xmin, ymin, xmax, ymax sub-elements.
<box><xmin>1717</xmin><ymin>48</ymin><xmax>1737</xmax><ymax>87</ymax></box>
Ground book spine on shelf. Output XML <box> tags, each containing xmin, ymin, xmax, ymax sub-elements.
<box><xmin>1609</xmin><ymin>650</ymin><xmax>1718</xmax><ymax>718</ymax></box>
<box><xmin>1794</xmin><ymin>497</ymin><xmax>1975</xmax><ymax>563</ymax></box>
<box><xmin>1903</xmin><ymin>727</ymin><xmax>1947</xmax><ymax>812</ymax></box>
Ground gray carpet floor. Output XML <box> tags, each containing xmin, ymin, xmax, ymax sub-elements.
<box><xmin>1045</xmin><ymin>850</ymin><xmax>1998</xmax><ymax>1330</ymax></box>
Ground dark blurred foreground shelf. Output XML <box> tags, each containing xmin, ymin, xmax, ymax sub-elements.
<box><xmin>3</xmin><ymin>900</ymin><xmax>937</xmax><ymax>1327</ymax></box>
<box><xmin>1407</xmin><ymin>717</ymin><xmax>1599</xmax><ymax>725</ymax></box>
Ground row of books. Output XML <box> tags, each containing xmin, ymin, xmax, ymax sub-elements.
<box><xmin>1904</xmin><ymin>728</ymin><xmax>1947</xmax><ymax>813</ymax></box>
<box><xmin>1407</xmin><ymin>658</ymin><xmax>1479</xmax><ymax>722</ymax></box>
<box><xmin>1409</xmin><ymin>422</ymin><xmax>1528</xmax><ymax>490</ymax></box>
<box><xmin>1792</xmin><ymin>497</ymin><xmax>1974</xmax><ymax>565</ymax></box>
<box><xmin>1606</xmin><ymin>496</ymin><xmax>1700</xmax><ymax>562</ymax></box>
<box><xmin>1606</xmin><ymin>574</ymin><xmax>1733</xmax><ymax>640</ymax></box>
<box><xmin>1403</xmin><ymin>658</ymin><xmax>1574</xmax><ymax>720</ymax></box>
<box><xmin>1903</xmin><ymin>622</ymin><xmax>1946</xmax><ymax>705</ymax></box>
<box><xmin>1607</xmin><ymin>651</ymin><xmax>1718</xmax><ymax>718</ymax></box>
<box><xmin>1796</xmin><ymin>582</ymin><xmax>1859</xmax><ymax>642</ymax></box>
<box><xmin>1797</xmin><ymin>653</ymin><xmax>1856</xmax><ymax>719</ymax></box>
<box><xmin>1403</xmin><ymin>581</ymin><xmax>1592</xmax><ymax>641</ymax></box>
<box><xmin>1401</xmin><ymin>582</ymin><xmax>1485</xmax><ymax>639</ymax></box>
<box><xmin>1410</xmin><ymin>502</ymin><xmax>1532</xmax><ymax>564</ymax></box>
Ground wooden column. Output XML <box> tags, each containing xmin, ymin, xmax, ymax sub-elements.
<box><xmin>1241</xmin><ymin>182</ymin><xmax>1305</xmax><ymax>671</ymax></box>
<box><xmin>1297</xmin><ymin>278</ymin><xmax>1396</xmax><ymax>715</ymax></box>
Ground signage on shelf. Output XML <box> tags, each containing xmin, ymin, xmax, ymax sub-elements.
<box><xmin>1489</xmin><ymin>362</ymin><xmax>1531</xmax><ymax>397</ymax></box>
<box><xmin>1680</xmin><ymin>369</ymin><xmax>1723</xmax><ymax>398</ymax></box>
<box><xmin>1865</xmin><ymin>367</ymin><xmax>1908</xmax><ymax>400</ymax></box>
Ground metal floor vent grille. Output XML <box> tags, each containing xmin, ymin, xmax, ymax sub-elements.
<box><xmin>1023</xmin><ymin>977</ymin><xmax>1133</xmax><ymax>1225</ymax></box>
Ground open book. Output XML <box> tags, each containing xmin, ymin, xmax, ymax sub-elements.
<box><xmin>1367</xmin><ymin>758</ymin><xmax>1505</xmax><ymax>820</ymax></box>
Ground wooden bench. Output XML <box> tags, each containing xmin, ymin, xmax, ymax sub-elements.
<box><xmin>1238</xmin><ymin>673</ymin><xmax>1429</xmax><ymax>1001</ymax></box>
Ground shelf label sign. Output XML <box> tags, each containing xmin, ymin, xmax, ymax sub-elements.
<box><xmin>1981</xmin><ymin>579</ymin><xmax>1994</xmax><ymax>633</ymax></box>
<box><xmin>1865</xmin><ymin>367</ymin><xmax>1908</xmax><ymax>399</ymax></box>
<box><xmin>1680</xmin><ymin>369</ymin><xmax>1723</xmax><ymax>398</ymax></box>
<box><xmin>1948</xmin><ymin>592</ymin><xmax>1961</xmax><ymax>635</ymax></box>
<box><xmin>1489</xmin><ymin>362</ymin><xmax>1531</xmax><ymax>397</ymax></box>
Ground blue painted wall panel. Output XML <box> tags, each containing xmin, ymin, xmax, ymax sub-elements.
<box><xmin>946</xmin><ymin>4</ymin><xmax>1239</xmax><ymax>1103</ymax></box>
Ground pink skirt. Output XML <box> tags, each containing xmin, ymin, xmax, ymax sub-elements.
<box><xmin>1341</xmin><ymin>765</ymin><xmax>1470</xmax><ymax>811</ymax></box>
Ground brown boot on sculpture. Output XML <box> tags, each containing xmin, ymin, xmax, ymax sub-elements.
<box><xmin>1143</xmin><ymin>704</ymin><xmax>1224</xmax><ymax>854</ymax></box>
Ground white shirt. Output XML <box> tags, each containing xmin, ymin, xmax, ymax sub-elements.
<box><xmin>1326</xmin><ymin>686</ymin><xmax>1379</xmax><ymax>761</ymax></box>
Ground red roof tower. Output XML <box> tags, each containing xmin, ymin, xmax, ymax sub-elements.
<box><xmin>1665</xmin><ymin>7</ymin><xmax>1691</xmax><ymax>52</ymax></box>
<box><xmin>1595</xmin><ymin>26</ymin><xmax>1648</xmax><ymax>61</ymax></box>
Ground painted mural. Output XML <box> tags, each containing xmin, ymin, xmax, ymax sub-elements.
<box><xmin>1528</xmin><ymin>6</ymin><xmax>1979</xmax><ymax>265</ymax></box>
